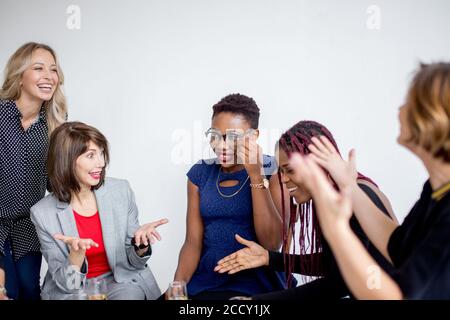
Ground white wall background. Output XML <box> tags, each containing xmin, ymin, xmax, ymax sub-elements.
<box><xmin>1</xmin><ymin>0</ymin><xmax>449</xmax><ymax>291</ymax></box>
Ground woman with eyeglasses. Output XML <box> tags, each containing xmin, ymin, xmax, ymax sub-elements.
<box><xmin>171</xmin><ymin>94</ymin><xmax>288</xmax><ymax>300</ymax></box>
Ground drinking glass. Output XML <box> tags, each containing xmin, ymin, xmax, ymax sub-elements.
<box><xmin>167</xmin><ymin>281</ymin><xmax>188</xmax><ymax>300</ymax></box>
<box><xmin>85</xmin><ymin>278</ymin><xmax>108</xmax><ymax>300</ymax></box>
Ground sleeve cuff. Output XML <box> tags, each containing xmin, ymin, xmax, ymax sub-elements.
<box><xmin>268</xmin><ymin>250</ymin><xmax>277</xmax><ymax>268</ymax></box>
<box><xmin>131</xmin><ymin>238</ymin><xmax>152</xmax><ymax>257</ymax></box>
<box><xmin>80</xmin><ymin>260</ymin><xmax>88</xmax><ymax>274</ymax></box>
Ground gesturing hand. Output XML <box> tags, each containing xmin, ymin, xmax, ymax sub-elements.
<box><xmin>308</xmin><ymin>136</ymin><xmax>358</xmax><ymax>190</ymax></box>
<box><xmin>214</xmin><ymin>234</ymin><xmax>269</xmax><ymax>274</ymax></box>
<box><xmin>134</xmin><ymin>218</ymin><xmax>169</xmax><ymax>246</ymax></box>
<box><xmin>288</xmin><ymin>153</ymin><xmax>353</xmax><ymax>238</ymax></box>
<box><xmin>237</xmin><ymin>135</ymin><xmax>264</xmax><ymax>178</ymax></box>
<box><xmin>54</xmin><ymin>234</ymin><xmax>99</xmax><ymax>252</ymax></box>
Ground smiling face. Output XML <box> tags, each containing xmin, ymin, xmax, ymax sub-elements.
<box><xmin>75</xmin><ymin>141</ymin><xmax>106</xmax><ymax>190</ymax></box>
<box><xmin>276</xmin><ymin>147</ymin><xmax>312</xmax><ymax>204</ymax></box>
<box><xmin>20</xmin><ymin>48</ymin><xmax>59</xmax><ymax>102</ymax></box>
<box><xmin>210</xmin><ymin>112</ymin><xmax>254</xmax><ymax>169</ymax></box>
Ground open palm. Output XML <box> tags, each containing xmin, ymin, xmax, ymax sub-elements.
<box><xmin>214</xmin><ymin>234</ymin><xmax>269</xmax><ymax>274</ymax></box>
<box><xmin>289</xmin><ymin>153</ymin><xmax>353</xmax><ymax>238</ymax></box>
<box><xmin>308</xmin><ymin>136</ymin><xmax>357</xmax><ymax>190</ymax></box>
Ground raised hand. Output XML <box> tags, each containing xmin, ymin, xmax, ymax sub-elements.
<box><xmin>214</xmin><ymin>234</ymin><xmax>269</xmax><ymax>274</ymax></box>
<box><xmin>308</xmin><ymin>136</ymin><xmax>358</xmax><ymax>190</ymax></box>
<box><xmin>54</xmin><ymin>233</ymin><xmax>99</xmax><ymax>252</ymax></box>
<box><xmin>237</xmin><ymin>135</ymin><xmax>264</xmax><ymax>178</ymax></box>
<box><xmin>288</xmin><ymin>153</ymin><xmax>353</xmax><ymax>238</ymax></box>
<box><xmin>134</xmin><ymin>218</ymin><xmax>169</xmax><ymax>246</ymax></box>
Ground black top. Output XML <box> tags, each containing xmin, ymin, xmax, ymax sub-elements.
<box><xmin>0</xmin><ymin>99</ymin><xmax>48</xmax><ymax>261</ymax></box>
<box><xmin>388</xmin><ymin>180</ymin><xmax>450</xmax><ymax>299</ymax></box>
<box><xmin>253</xmin><ymin>183</ymin><xmax>394</xmax><ymax>300</ymax></box>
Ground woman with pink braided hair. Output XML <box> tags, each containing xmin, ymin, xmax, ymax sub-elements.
<box><xmin>216</xmin><ymin>120</ymin><xmax>397</xmax><ymax>300</ymax></box>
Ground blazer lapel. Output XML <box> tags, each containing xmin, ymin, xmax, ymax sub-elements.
<box><xmin>94</xmin><ymin>186</ymin><xmax>117</xmax><ymax>270</ymax></box>
<box><xmin>56</xmin><ymin>201</ymin><xmax>80</xmax><ymax>255</ymax></box>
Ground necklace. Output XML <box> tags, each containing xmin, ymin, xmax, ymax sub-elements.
<box><xmin>431</xmin><ymin>181</ymin><xmax>450</xmax><ymax>201</ymax></box>
<box><xmin>216</xmin><ymin>166</ymin><xmax>250</xmax><ymax>198</ymax></box>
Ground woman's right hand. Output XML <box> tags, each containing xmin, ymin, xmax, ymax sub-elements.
<box><xmin>54</xmin><ymin>234</ymin><xmax>99</xmax><ymax>253</ymax></box>
<box><xmin>54</xmin><ymin>234</ymin><xmax>99</xmax><ymax>269</ymax></box>
<box><xmin>214</xmin><ymin>234</ymin><xmax>269</xmax><ymax>274</ymax></box>
<box><xmin>308</xmin><ymin>136</ymin><xmax>358</xmax><ymax>190</ymax></box>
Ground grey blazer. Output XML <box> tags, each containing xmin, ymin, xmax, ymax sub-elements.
<box><xmin>30</xmin><ymin>177</ymin><xmax>161</xmax><ymax>300</ymax></box>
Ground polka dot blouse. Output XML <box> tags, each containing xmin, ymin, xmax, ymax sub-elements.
<box><xmin>0</xmin><ymin>99</ymin><xmax>49</xmax><ymax>261</ymax></box>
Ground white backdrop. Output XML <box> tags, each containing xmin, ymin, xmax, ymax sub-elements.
<box><xmin>1</xmin><ymin>0</ymin><xmax>449</xmax><ymax>291</ymax></box>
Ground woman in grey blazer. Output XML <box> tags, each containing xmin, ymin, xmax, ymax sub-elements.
<box><xmin>30</xmin><ymin>121</ymin><xmax>168</xmax><ymax>300</ymax></box>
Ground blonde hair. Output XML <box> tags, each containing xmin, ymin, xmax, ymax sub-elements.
<box><xmin>406</xmin><ymin>62</ymin><xmax>450</xmax><ymax>162</ymax></box>
<box><xmin>0</xmin><ymin>42</ymin><xmax>67</xmax><ymax>135</ymax></box>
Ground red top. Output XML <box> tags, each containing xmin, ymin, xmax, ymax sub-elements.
<box><xmin>73</xmin><ymin>210</ymin><xmax>112</xmax><ymax>279</ymax></box>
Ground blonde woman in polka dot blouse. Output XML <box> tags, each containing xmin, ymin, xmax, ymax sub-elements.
<box><xmin>0</xmin><ymin>42</ymin><xmax>67</xmax><ymax>300</ymax></box>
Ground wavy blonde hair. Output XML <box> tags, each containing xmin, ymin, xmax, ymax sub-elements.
<box><xmin>0</xmin><ymin>42</ymin><xmax>67</xmax><ymax>135</ymax></box>
<box><xmin>406</xmin><ymin>62</ymin><xmax>450</xmax><ymax>162</ymax></box>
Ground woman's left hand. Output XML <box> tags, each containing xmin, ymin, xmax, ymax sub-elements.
<box><xmin>288</xmin><ymin>153</ymin><xmax>353</xmax><ymax>237</ymax></box>
<box><xmin>134</xmin><ymin>218</ymin><xmax>169</xmax><ymax>247</ymax></box>
<box><xmin>238</xmin><ymin>135</ymin><xmax>264</xmax><ymax>178</ymax></box>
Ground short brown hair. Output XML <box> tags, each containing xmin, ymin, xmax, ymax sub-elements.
<box><xmin>405</xmin><ymin>62</ymin><xmax>450</xmax><ymax>162</ymax></box>
<box><xmin>47</xmin><ymin>121</ymin><xmax>110</xmax><ymax>202</ymax></box>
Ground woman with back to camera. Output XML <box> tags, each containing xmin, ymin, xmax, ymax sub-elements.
<box><xmin>286</xmin><ymin>62</ymin><xmax>450</xmax><ymax>299</ymax></box>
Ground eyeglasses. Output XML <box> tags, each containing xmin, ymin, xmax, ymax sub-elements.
<box><xmin>205</xmin><ymin>128</ymin><xmax>256</xmax><ymax>146</ymax></box>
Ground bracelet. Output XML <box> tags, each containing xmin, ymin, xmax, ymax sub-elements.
<box><xmin>249</xmin><ymin>178</ymin><xmax>270</xmax><ymax>189</ymax></box>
